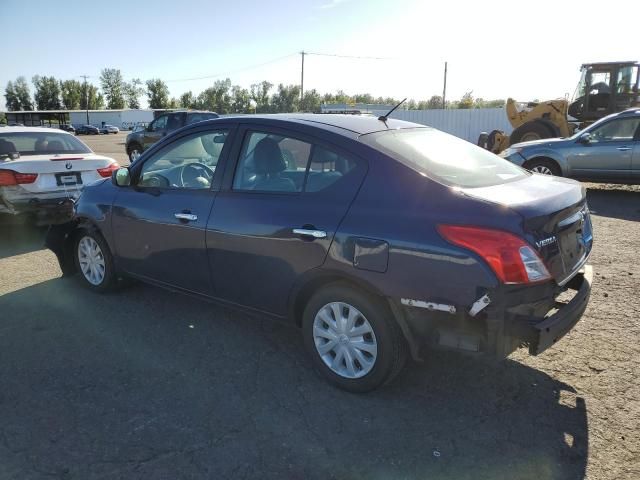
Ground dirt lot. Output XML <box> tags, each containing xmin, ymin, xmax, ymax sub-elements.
<box><xmin>0</xmin><ymin>132</ymin><xmax>638</xmax><ymax>479</ymax></box>
<box><xmin>81</xmin><ymin>131</ymin><xmax>130</xmax><ymax>165</ymax></box>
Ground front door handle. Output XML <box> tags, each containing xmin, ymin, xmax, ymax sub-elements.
<box><xmin>174</xmin><ymin>213</ymin><xmax>198</xmax><ymax>221</ymax></box>
<box><xmin>617</xmin><ymin>146</ymin><xmax>631</xmax><ymax>152</ymax></box>
<box><xmin>293</xmin><ymin>228</ymin><xmax>327</xmax><ymax>239</ymax></box>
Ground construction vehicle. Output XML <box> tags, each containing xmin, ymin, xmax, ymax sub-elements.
<box><xmin>480</xmin><ymin>61</ymin><xmax>640</xmax><ymax>153</ymax></box>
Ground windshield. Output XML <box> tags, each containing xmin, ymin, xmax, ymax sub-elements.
<box><xmin>0</xmin><ymin>131</ymin><xmax>92</xmax><ymax>155</ymax></box>
<box><xmin>361</xmin><ymin>127</ymin><xmax>528</xmax><ymax>188</ymax></box>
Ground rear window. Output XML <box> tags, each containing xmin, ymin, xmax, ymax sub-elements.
<box><xmin>0</xmin><ymin>132</ymin><xmax>92</xmax><ymax>155</ymax></box>
<box><xmin>360</xmin><ymin>128</ymin><xmax>527</xmax><ymax>188</ymax></box>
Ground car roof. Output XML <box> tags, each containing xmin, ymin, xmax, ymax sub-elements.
<box><xmin>0</xmin><ymin>126</ymin><xmax>72</xmax><ymax>134</ymax></box>
<box><xmin>214</xmin><ymin>113</ymin><xmax>424</xmax><ymax>136</ymax></box>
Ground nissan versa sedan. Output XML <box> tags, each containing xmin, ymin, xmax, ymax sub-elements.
<box><xmin>46</xmin><ymin>114</ymin><xmax>593</xmax><ymax>392</ymax></box>
<box><xmin>501</xmin><ymin>108</ymin><xmax>640</xmax><ymax>182</ymax></box>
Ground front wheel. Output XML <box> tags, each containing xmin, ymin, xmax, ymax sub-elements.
<box><xmin>128</xmin><ymin>146</ymin><xmax>142</xmax><ymax>163</ymax></box>
<box><xmin>74</xmin><ymin>230</ymin><xmax>117</xmax><ymax>292</ymax></box>
<box><xmin>525</xmin><ymin>158</ymin><xmax>561</xmax><ymax>176</ymax></box>
<box><xmin>302</xmin><ymin>283</ymin><xmax>407</xmax><ymax>392</ymax></box>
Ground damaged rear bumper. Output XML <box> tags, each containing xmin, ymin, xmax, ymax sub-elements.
<box><xmin>391</xmin><ymin>266</ymin><xmax>593</xmax><ymax>361</ymax></box>
<box><xmin>0</xmin><ymin>195</ymin><xmax>75</xmax><ymax>225</ymax></box>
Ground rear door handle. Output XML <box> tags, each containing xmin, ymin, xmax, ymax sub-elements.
<box><xmin>174</xmin><ymin>213</ymin><xmax>198</xmax><ymax>221</ymax></box>
<box><xmin>617</xmin><ymin>146</ymin><xmax>631</xmax><ymax>152</ymax></box>
<box><xmin>293</xmin><ymin>228</ymin><xmax>327</xmax><ymax>239</ymax></box>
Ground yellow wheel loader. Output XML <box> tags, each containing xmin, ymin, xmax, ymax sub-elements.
<box><xmin>480</xmin><ymin>61</ymin><xmax>640</xmax><ymax>153</ymax></box>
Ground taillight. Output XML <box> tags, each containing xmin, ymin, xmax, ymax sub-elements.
<box><xmin>97</xmin><ymin>163</ymin><xmax>119</xmax><ymax>178</ymax></box>
<box><xmin>438</xmin><ymin>225</ymin><xmax>551</xmax><ymax>284</ymax></box>
<box><xmin>0</xmin><ymin>170</ymin><xmax>38</xmax><ymax>186</ymax></box>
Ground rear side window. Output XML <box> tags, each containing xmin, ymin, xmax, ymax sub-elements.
<box><xmin>0</xmin><ymin>132</ymin><xmax>91</xmax><ymax>155</ymax></box>
<box><xmin>360</xmin><ymin>128</ymin><xmax>527</xmax><ymax>188</ymax></box>
<box><xmin>232</xmin><ymin>131</ymin><xmax>357</xmax><ymax>193</ymax></box>
<box><xmin>187</xmin><ymin>113</ymin><xmax>218</xmax><ymax>125</ymax></box>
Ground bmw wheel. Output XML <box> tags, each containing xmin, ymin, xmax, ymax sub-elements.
<box><xmin>74</xmin><ymin>230</ymin><xmax>117</xmax><ymax>292</ymax></box>
<box><xmin>302</xmin><ymin>283</ymin><xmax>407</xmax><ymax>392</ymax></box>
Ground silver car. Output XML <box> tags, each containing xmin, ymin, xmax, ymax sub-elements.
<box><xmin>501</xmin><ymin>108</ymin><xmax>640</xmax><ymax>183</ymax></box>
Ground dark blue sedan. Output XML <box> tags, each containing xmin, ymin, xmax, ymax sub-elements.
<box><xmin>47</xmin><ymin>114</ymin><xmax>593</xmax><ymax>392</ymax></box>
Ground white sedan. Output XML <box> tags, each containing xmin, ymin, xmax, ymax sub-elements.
<box><xmin>0</xmin><ymin>126</ymin><xmax>118</xmax><ymax>223</ymax></box>
<box><xmin>100</xmin><ymin>124</ymin><xmax>119</xmax><ymax>134</ymax></box>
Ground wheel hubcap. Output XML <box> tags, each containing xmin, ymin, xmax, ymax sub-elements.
<box><xmin>312</xmin><ymin>302</ymin><xmax>377</xmax><ymax>379</ymax></box>
<box><xmin>531</xmin><ymin>165</ymin><xmax>553</xmax><ymax>175</ymax></box>
<box><xmin>78</xmin><ymin>236</ymin><xmax>106</xmax><ymax>286</ymax></box>
<box><xmin>521</xmin><ymin>132</ymin><xmax>541</xmax><ymax>142</ymax></box>
<box><xmin>130</xmin><ymin>149</ymin><xmax>140</xmax><ymax>162</ymax></box>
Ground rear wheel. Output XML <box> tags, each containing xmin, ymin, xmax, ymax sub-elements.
<box><xmin>510</xmin><ymin>120</ymin><xmax>555</xmax><ymax>145</ymax></box>
<box><xmin>128</xmin><ymin>145</ymin><xmax>142</xmax><ymax>163</ymax></box>
<box><xmin>74</xmin><ymin>230</ymin><xmax>117</xmax><ymax>292</ymax></box>
<box><xmin>302</xmin><ymin>283</ymin><xmax>407</xmax><ymax>392</ymax></box>
<box><xmin>525</xmin><ymin>158</ymin><xmax>561</xmax><ymax>176</ymax></box>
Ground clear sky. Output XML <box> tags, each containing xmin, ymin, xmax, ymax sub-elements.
<box><xmin>1</xmin><ymin>0</ymin><xmax>638</xmax><ymax>109</ymax></box>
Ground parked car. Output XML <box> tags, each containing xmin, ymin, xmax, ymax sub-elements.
<box><xmin>47</xmin><ymin>114</ymin><xmax>593</xmax><ymax>392</ymax></box>
<box><xmin>58</xmin><ymin>124</ymin><xmax>75</xmax><ymax>134</ymax></box>
<box><xmin>125</xmin><ymin>110</ymin><xmax>219</xmax><ymax>163</ymax></box>
<box><xmin>501</xmin><ymin>108</ymin><xmax>640</xmax><ymax>182</ymax></box>
<box><xmin>100</xmin><ymin>124</ymin><xmax>119</xmax><ymax>135</ymax></box>
<box><xmin>0</xmin><ymin>127</ymin><xmax>118</xmax><ymax>224</ymax></box>
<box><xmin>76</xmin><ymin>125</ymin><xmax>100</xmax><ymax>135</ymax></box>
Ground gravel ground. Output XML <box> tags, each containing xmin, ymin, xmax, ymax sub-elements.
<box><xmin>81</xmin><ymin>131</ymin><xmax>129</xmax><ymax>165</ymax></box>
<box><xmin>0</xmin><ymin>134</ymin><xmax>638</xmax><ymax>479</ymax></box>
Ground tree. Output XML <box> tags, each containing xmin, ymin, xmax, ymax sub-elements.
<box><xmin>146</xmin><ymin>78</ymin><xmax>170</xmax><ymax>109</ymax></box>
<box><xmin>124</xmin><ymin>78</ymin><xmax>144</xmax><ymax>109</ymax></box>
<box><xmin>100</xmin><ymin>68</ymin><xmax>126</xmax><ymax>109</ymax></box>
<box><xmin>179</xmin><ymin>91</ymin><xmax>195</xmax><ymax>109</ymax></box>
<box><xmin>457</xmin><ymin>91</ymin><xmax>474</xmax><ymax>109</ymax></box>
<box><xmin>0</xmin><ymin>113</ymin><xmax>6</xmax><ymax>125</ymax></box>
<box><xmin>300</xmin><ymin>89</ymin><xmax>321</xmax><ymax>112</ymax></box>
<box><xmin>60</xmin><ymin>80</ymin><xmax>83</xmax><ymax>109</ymax></box>
<box><xmin>271</xmin><ymin>84</ymin><xmax>300</xmax><ymax>113</ymax></box>
<box><xmin>80</xmin><ymin>83</ymin><xmax>104</xmax><ymax>110</ymax></box>
<box><xmin>231</xmin><ymin>85</ymin><xmax>251</xmax><ymax>113</ymax></box>
<box><xmin>32</xmin><ymin>75</ymin><xmax>61</xmax><ymax>110</ymax></box>
<box><xmin>4</xmin><ymin>77</ymin><xmax>33</xmax><ymax>111</ymax></box>
<box><xmin>424</xmin><ymin>95</ymin><xmax>444</xmax><ymax>109</ymax></box>
<box><xmin>169</xmin><ymin>98</ymin><xmax>180</xmax><ymax>109</ymax></box>
<box><xmin>250</xmin><ymin>81</ymin><xmax>273</xmax><ymax>113</ymax></box>
<box><xmin>196</xmin><ymin>79</ymin><xmax>232</xmax><ymax>113</ymax></box>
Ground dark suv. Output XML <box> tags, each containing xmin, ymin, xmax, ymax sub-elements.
<box><xmin>125</xmin><ymin>110</ymin><xmax>219</xmax><ymax>163</ymax></box>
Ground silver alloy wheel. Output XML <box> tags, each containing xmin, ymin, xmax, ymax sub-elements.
<box><xmin>531</xmin><ymin>165</ymin><xmax>553</xmax><ymax>175</ymax></box>
<box><xmin>312</xmin><ymin>302</ymin><xmax>378</xmax><ymax>379</ymax></box>
<box><xmin>129</xmin><ymin>149</ymin><xmax>141</xmax><ymax>162</ymax></box>
<box><xmin>77</xmin><ymin>236</ymin><xmax>106</xmax><ymax>286</ymax></box>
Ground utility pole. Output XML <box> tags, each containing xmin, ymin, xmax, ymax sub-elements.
<box><xmin>80</xmin><ymin>75</ymin><xmax>90</xmax><ymax>124</ymax></box>
<box><xmin>300</xmin><ymin>51</ymin><xmax>305</xmax><ymax>104</ymax></box>
<box><xmin>442</xmin><ymin>62</ymin><xmax>447</xmax><ymax>109</ymax></box>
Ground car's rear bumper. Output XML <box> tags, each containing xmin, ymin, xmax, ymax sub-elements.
<box><xmin>0</xmin><ymin>194</ymin><xmax>75</xmax><ymax>224</ymax></box>
<box><xmin>391</xmin><ymin>266</ymin><xmax>593</xmax><ymax>361</ymax></box>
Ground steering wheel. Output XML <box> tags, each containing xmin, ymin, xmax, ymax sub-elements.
<box><xmin>179</xmin><ymin>163</ymin><xmax>215</xmax><ymax>187</ymax></box>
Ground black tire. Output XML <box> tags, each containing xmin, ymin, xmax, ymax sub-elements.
<box><xmin>128</xmin><ymin>144</ymin><xmax>143</xmax><ymax>163</ymax></box>
<box><xmin>302</xmin><ymin>282</ymin><xmax>407</xmax><ymax>393</ymax></box>
<box><xmin>510</xmin><ymin>120</ymin><xmax>554</xmax><ymax>145</ymax></box>
<box><xmin>524</xmin><ymin>158</ymin><xmax>561</xmax><ymax>176</ymax></box>
<box><xmin>73</xmin><ymin>229</ymin><xmax>118</xmax><ymax>292</ymax></box>
<box><xmin>487</xmin><ymin>129</ymin><xmax>504</xmax><ymax>152</ymax></box>
<box><xmin>477</xmin><ymin>132</ymin><xmax>489</xmax><ymax>149</ymax></box>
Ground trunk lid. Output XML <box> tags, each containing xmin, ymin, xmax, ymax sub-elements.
<box><xmin>461</xmin><ymin>173</ymin><xmax>593</xmax><ymax>285</ymax></box>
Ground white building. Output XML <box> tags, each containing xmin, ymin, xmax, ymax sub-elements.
<box><xmin>4</xmin><ymin>109</ymin><xmax>158</xmax><ymax>131</ymax></box>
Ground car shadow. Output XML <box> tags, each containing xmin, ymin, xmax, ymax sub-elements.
<box><xmin>586</xmin><ymin>186</ymin><xmax>640</xmax><ymax>222</ymax></box>
<box><xmin>0</xmin><ymin>220</ymin><xmax>47</xmax><ymax>259</ymax></box>
<box><xmin>0</xmin><ymin>277</ymin><xmax>588</xmax><ymax>479</ymax></box>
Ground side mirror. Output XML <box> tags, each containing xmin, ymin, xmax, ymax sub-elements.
<box><xmin>112</xmin><ymin>167</ymin><xmax>131</xmax><ymax>187</ymax></box>
<box><xmin>578</xmin><ymin>133</ymin><xmax>592</xmax><ymax>144</ymax></box>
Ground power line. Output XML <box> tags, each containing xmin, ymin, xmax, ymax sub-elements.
<box><xmin>164</xmin><ymin>53</ymin><xmax>298</xmax><ymax>83</ymax></box>
<box><xmin>304</xmin><ymin>51</ymin><xmax>394</xmax><ymax>60</ymax></box>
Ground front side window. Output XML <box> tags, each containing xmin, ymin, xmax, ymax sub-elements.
<box><xmin>166</xmin><ymin>114</ymin><xmax>183</xmax><ymax>131</ymax></box>
<box><xmin>589</xmin><ymin>118</ymin><xmax>640</xmax><ymax>142</ymax></box>
<box><xmin>360</xmin><ymin>127</ymin><xmax>527</xmax><ymax>188</ymax></box>
<box><xmin>0</xmin><ymin>132</ymin><xmax>91</xmax><ymax>155</ymax></box>
<box><xmin>150</xmin><ymin>115</ymin><xmax>167</xmax><ymax>132</ymax></box>
<box><xmin>138</xmin><ymin>130</ymin><xmax>228</xmax><ymax>189</ymax></box>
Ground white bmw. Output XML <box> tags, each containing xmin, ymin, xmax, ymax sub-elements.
<box><xmin>0</xmin><ymin>127</ymin><xmax>119</xmax><ymax>222</ymax></box>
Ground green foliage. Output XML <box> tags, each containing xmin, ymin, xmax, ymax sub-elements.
<box><xmin>80</xmin><ymin>83</ymin><xmax>104</xmax><ymax>110</ymax></box>
<box><xmin>271</xmin><ymin>84</ymin><xmax>300</xmax><ymax>113</ymax></box>
<box><xmin>231</xmin><ymin>85</ymin><xmax>251</xmax><ymax>113</ymax></box>
<box><xmin>60</xmin><ymin>80</ymin><xmax>83</xmax><ymax>109</ymax></box>
<box><xmin>250</xmin><ymin>81</ymin><xmax>273</xmax><ymax>113</ymax></box>
<box><xmin>32</xmin><ymin>75</ymin><xmax>61</xmax><ymax>110</ymax></box>
<box><xmin>300</xmin><ymin>89</ymin><xmax>321</xmax><ymax>112</ymax></box>
<box><xmin>146</xmin><ymin>78</ymin><xmax>170</xmax><ymax>109</ymax></box>
<box><xmin>179</xmin><ymin>91</ymin><xmax>196</xmax><ymax>109</ymax></box>
<box><xmin>124</xmin><ymin>78</ymin><xmax>145</xmax><ymax>109</ymax></box>
<box><xmin>4</xmin><ymin>76</ymin><xmax>33</xmax><ymax>111</ymax></box>
<box><xmin>0</xmin><ymin>112</ymin><xmax>6</xmax><ymax>125</ymax></box>
<box><xmin>457</xmin><ymin>91</ymin><xmax>474</xmax><ymax>109</ymax></box>
<box><xmin>168</xmin><ymin>97</ymin><xmax>180</xmax><ymax>109</ymax></box>
<box><xmin>100</xmin><ymin>68</ymin><xmax>126</xmax><ymax>109</ymax></box>
<box><xmin>195</xmin><ymin>79</ymin><xmax>232</xmax><ymax>113</ymax></box>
